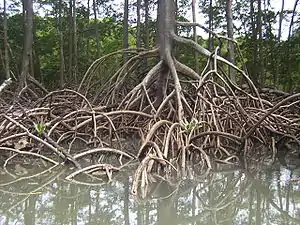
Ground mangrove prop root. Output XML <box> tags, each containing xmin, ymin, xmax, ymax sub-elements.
<box><xmin>1</xmin><ymin>30</ymin><xmax>299</xmax><ymax>199</ymax></box>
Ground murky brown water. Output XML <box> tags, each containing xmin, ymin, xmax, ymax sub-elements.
<box><xmin>0</xmin><ymin>163</ymin><xmax>300</xmax><ymax>225</ymax></box>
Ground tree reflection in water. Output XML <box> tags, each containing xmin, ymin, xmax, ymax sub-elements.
<box><xmin>0</xmin><ymin>165</ymin><xmax>300</xmax><ymax>225</ymax></box>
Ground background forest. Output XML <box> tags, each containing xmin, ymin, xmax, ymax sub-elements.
<box><xmin>0</xmin><ymin>0</ymin><xmax>299</xmax><ymax>92</ymax></box>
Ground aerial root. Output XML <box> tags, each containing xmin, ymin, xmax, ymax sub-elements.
<box><xmin>0</xmin><ymin>89</ymin><xmax>153</xmax><ymax>182</ymax></box>
<box><xmin>1</xmin><ymin>41</ymin><xmax>300</xmax><ymax>198</ymax></box>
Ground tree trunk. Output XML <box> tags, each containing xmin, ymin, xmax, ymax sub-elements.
<box><xmin>174</xmin><ymin>0</ymin><xmax>178</xmax><ymax>35</ymax></box>
<box><xmin>155</xmin><ymin>0</ymin><xmax>176</xmax><ymax>105</ymax></box>
<box><xmin>250</xmin><ymin>0</ymin><xmax>259</xmax><ymax>86</ymax></box>
<box><xmin>287</xmin><ymin>0</ymin><xmax>299</xmax><ymax>91</ymax></box>
<box><xmin>72</xmin><ymin>0</ymin><xmax>77</xmax><ymax>84</ymax></box>
<box><xmin>208</xmin><ymin>0</ymin><xmax>213</xmax><ymax>51</ymax></box>
<box><xmin>257</xmin><ymin>0</ymin><xmax>264</xmax><ymax>86</ymax></box>
<box><xmin>86</xmin><ymin>0</ymin><xmax>90</xmax><ymax>59</ymax></box>
<box><xmin>192</xmin><ymin>0</ymin><xmax>199</xmax><ymax>74</ymax></box>
<box><xmin>288</xmin><ymin>0</ymin><xmax>299</xmax><ymax>40</ymax></box>
<box><xmin>157</xmin><ymin>0</ymin><xmax>175</xmax><ymax>59</ymax></box>
<box><xmin>123</xmin><ymin>0</ymin><xmax>129</xmax><ymax>62</ymax></box>
<box><xmin>145</xmin><ymin>0</ymin><xmax>149</xmax><ymax>50</ymax></box>
<box><xmin>68</xmin><ymin>0</ymin><xmax>73</xmax><ymax>82</ymax></box>
<box><xmin>144</xmin><ymin>0</ymin><xmax>150</xmax><ymax>67</ymax></box>
<box><xmin>3</xmin><ymin>0</ymin><xmax>10</xmax><ymax>79</ymax></box>
<box><xmin>32</xmin><ymin>18</ymin><xmax>41</xmax><ymax>81</ymax></box>
<box><xmin>278</xmin><ymin>0</ymin><xmax>285</xmax><ymax>41</ymax></box>
<box><xmin>225</xmin><ymin>0</ymin><xmax>236</xmax><ymax>83</ymax></box>
<box><xmin>20</xmin><ymin>0</ymin><xmax>33</xmax><ymax>89</ymax></box>
<box><xmin>157</xmin><ymin>0</ymin><xmax>183</xmax><ymax>123</ymax></box>
<box><xmin>136</xmin><ymin>0</ymin><xmax>141</xmax><ymax>49</ymax></box>
<box><xmin>93</xmin><ymin>0</ymin><xmax>100</xmax><ymax>57</ymax></box>
<box><xmin>275</xmin><ymin>0</ymin><xmax>285</xmax><ymax>86</ymax></box>
<box><xmin>58</xmin><ymin>0</ymin><xmax>65</xmax><ymax>88</ymax></box>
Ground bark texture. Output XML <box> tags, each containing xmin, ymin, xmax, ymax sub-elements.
<box><xmin>226</xmin><ymin>0</ymin><xmax>236</xmax><ymax>83</ymax></box>
<box><xmin>20</xmin><ymin>0</ymin><xmax>33</xmax><ymax>89</ymax></box>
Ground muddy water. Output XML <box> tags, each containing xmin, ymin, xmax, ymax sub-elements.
<box><xmin>0</xmin><ymin>163</ymin><xmax>300</xmax><ymax>225</ymax></box>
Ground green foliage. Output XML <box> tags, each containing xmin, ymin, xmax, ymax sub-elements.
<box><xmin>278</xmin><ymin>34</ymin><xmax>300</xmax><ymax>91</ymax></box>
<box><xmin>1</xmin><ymin>0</ymin><xmax>299</xmax><ymax>92</ymax></box>
<box><xmin>34</xmin><ymin>122</ymin><xmax>46</xmax><ymax>135</ymax></box>
<box><xmin>182</xmin><ymin>118</ymin><xmax>202</xmax><ymax>133</ymax></box>
<box><xmin>1</xmin><ymin>11</ymin><xmax>126</xmax><ymax>88</ymax></box>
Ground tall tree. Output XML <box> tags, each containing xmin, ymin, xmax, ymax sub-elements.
<box><xmin>32</xmin><ymin>12</ymin><xmax>41</xmax><ymax>81</ymax></box>
<box><xmin>136</xmin><ymin>0</ymin><xmax>141</xmax><ymax>48</ymax></box>
<box><xmin>72</xmin><ymin>0</ymin><xmax>78</xmax><ymax>83</ymax></box>
<box><xmin>156</xmin><ymin>0</ymin><xmax>183</xmax><ymax>119</ymax></box>
<box><xmin>208</xmin><ymin>0</ymin><xmax>213</xmax><ymax>51</ymax></box>
<box><xmin>288</xmin><ymin>0</ymin><xmax>299</xmax><ymax>40</ymax></box>
<box><xmin>20</xmin><ymin>0</ymin><xmax>33</xmax><ymax>89</ymax></box>
<box><xmin>144</xmin><ymin>0</ymin><xmax>149</xmax><ymax>50</ymax></box>
<box><xmin>226</xmin><ymin>0</ymin><xmax>236</xmax><ymax>83</ymax></box>
<box><xmin>257</xmin><ymin>0</ymin><xmax>263</xmax><ymax>85</ymax></box>
<box><xmin>192</xmin><ymin>0</ymin><xmax>199</xmax><ymax>73</ymax></box>
<box><xmin>123</xmin><ymin>0</ymin><xmax>129</xmax><ymax>61</ymax></box>
<box><xmin>68</xmin><ymin>0</ymin><xmax>73</xmax><ymax>82</ymax></box>
<box><xmin>250</xmin><ymin>0</ymin><xmax>259</xmax><ymax>86</ymax></box>
<box><xmin>58</xmin><ymin>0</ymin><xmax>65</xmax><ymax>88</ymax></box>
<box><xmin>278</xmin><ymin>0</ymin><xmax>285</xmax><ymax>41</ymax></box>
<box><xmin>93</xmin><ymin>0</ymin><xmax>100</xmax><ymax>57</ymax></box>
<box><xmin>286</xmin><ymin>0</ymin><xmax>300</xmax><ymax>91</ymax></box>
<box><xmin>3</xmin><ymin>0</ymin><xmax>10</xmax><ymax>79</ymax></box>
<box><xmin>274</xmin><ymin>0</ymin><xmax>285</xmax><ymax>86</ymax></box>
<box><xmin>86</xmin><ymin>0</ymin><xmax>90</xmax><ymax>59</ymax></box>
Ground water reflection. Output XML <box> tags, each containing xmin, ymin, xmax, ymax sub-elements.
<box><xmin>0</xmin><ymin>164</ymin><xmax>300</xmax><ymax>225</ymax></box>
